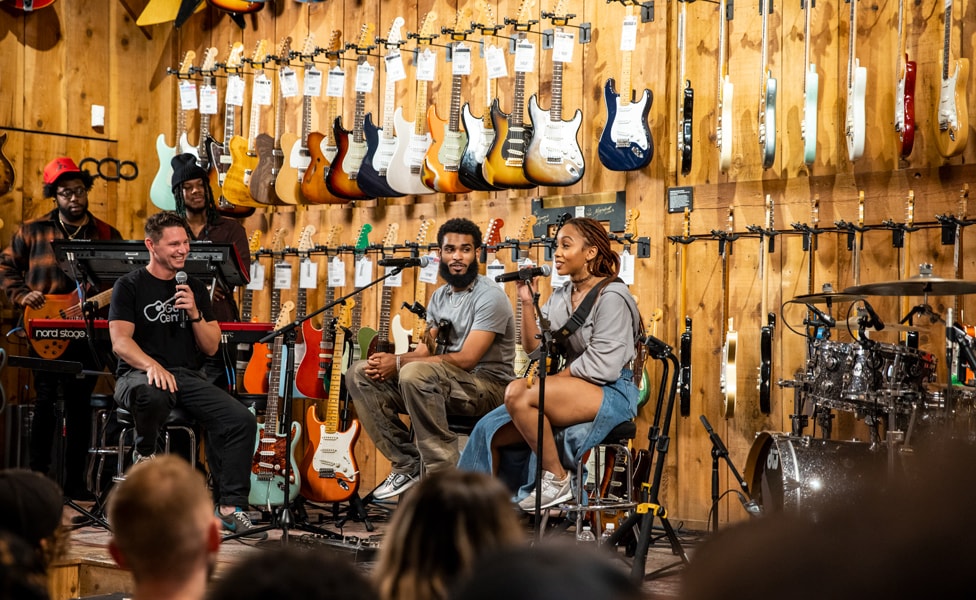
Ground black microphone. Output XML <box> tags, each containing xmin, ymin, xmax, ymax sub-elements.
<box><xmin>494</xmin><ymin>264</ymin><xmax>551</xmax><ymax>283</ymax></box>
<box><xmin>804</xmin><ymin>303</ymin><xmax>836</xmax><ymax>327</ymax></box>
<box><xmin>175</xmin><ymin>271</ymin><xmax>188</xmax><ymax>328</ymax></box>
<box><xmin>861</xmin><ymin>300</ymin><xmax>885</xmax><ymax>331</ymax></box>
<box><xmin>377</xmin><ymin>256</ymin><xmax>431</xmax><ymax>268</ymax></box>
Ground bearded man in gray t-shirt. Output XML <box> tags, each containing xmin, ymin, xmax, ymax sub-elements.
<box><xmin>346</xmin><ymin>218</ymin><xmax>516</xmax><ymax>500</ymax></box>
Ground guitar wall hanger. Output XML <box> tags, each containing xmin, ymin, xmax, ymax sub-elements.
<box><xmin>609</xmin><ymin>0</ymin><xmax>656</xmax><ymax>23</ymax></box>
<box><xmin>936</xmin><ymin>213</ymin><xmax>976</xmax><ymax>245</ymax></box>
<box><xmin>541</xmin><ymin>11</ymin><xmax>592</xmax><ymax>45</ymax></box>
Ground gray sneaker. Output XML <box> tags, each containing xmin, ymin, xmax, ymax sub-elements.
<box><xmin>217</xmin><ymin>507</ymin><xmax>268</xmax><ymax>541</ymax></box>
<box><xmin>518</xmin><ymin>471</ymin><xmax>574</xmax><ymax>512</ymax></box>
<box><xmin>373</xmin><ymin>471</ymin><xmax>419</xmax><ymax>500</ymax></box>
<box><xmin>132</xmin><ymin>450</ymin><xmax>156</xmax><ymax>466</ymax></box>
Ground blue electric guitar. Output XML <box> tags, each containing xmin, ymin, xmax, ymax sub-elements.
<box><xmin>248</xmin><ymin>301</ymin><xmax>302</xmax><ymax>508</ymax></box>
<box><xmin>598</xmin><ymin>3</ymin><xmax>653</xmax><ymax>172</ymax></box>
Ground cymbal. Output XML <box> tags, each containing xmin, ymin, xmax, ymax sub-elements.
<box><xmin>789</xmin><ymin>291</ymin><xmax>865</xmax><ymax>304</ymax></box>
<box><xmin>843</xmin><ymin>317</ymin><xmax>924</xmax><ymax>333</ymax></box>
<box><xmin>844</xmin><ymin>275</ymin><xmax>976</xmax><ymax>297</ymax></box>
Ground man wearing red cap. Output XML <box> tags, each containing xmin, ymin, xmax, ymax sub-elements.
<box><xmin>0</xmin><ymin>157</ymin><xmax>123</xmax><ymax>499</ymax></box>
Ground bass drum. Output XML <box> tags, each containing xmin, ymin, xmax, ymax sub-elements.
<box><xmin>744</xmin><ymin>433</ymin><xmax>889</xmax><ymax>516</ymax></box>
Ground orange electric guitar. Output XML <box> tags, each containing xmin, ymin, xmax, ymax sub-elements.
<box><xmin>302</xmin><ymin>31</ymin><xmax>346</xmax><ymax>205</ymax></box>
<box><xmin>25</xmin><ymin>288</ymin><xmax>113</xmax><ymax>359</ymax></box>
<box><xmin>243</xmin><ymin>227</ymin><xmax>285</xmax><ymax>394</ymax></box>
<box><xmin>301</xmin><ymin>304</ymin><xmax>361</xmax><ymax>503</ymax></box>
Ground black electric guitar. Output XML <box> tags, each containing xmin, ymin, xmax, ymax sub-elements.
<box><xmin>757</xmin><ymin>196</ymin><xmax>775</xmax><ymax>415</ymax></box>
<box><xmin>677</xmin><ymin>1</ymin><xmax>693</xmax><ymax>176</ymax></box>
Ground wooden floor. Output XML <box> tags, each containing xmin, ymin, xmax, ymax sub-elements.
<box><xmin>55</xmin><ymin>499</ymin><xmax>698</xmax><ymax>600</ymax></box>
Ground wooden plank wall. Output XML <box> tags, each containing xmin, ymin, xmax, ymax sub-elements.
<box><xmin>3</xmin><ymin>0</ymin><xmax>976</xmax><ymax>530</ymax></box>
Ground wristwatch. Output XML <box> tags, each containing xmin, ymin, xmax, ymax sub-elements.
<box><xmin>188</xmin><ymin>314</ymin><xmax>203</xmax><ymax>323</ymax></box>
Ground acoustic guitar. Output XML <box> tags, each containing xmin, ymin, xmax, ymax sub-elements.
<box><xmin>25</xmin><ymin>289</ymin><xmax>113</xmax><ymax>359</ymax></box>
<box><xmin>358</xmin><ymin>17</ymin><xmax>408</xmax><ymax>199</ymax></box>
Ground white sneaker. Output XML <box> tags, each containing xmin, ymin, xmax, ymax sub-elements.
<box><xmin>518</xmin><ymin>470</ymin><xmax>574</xmax><ymax>512</ymax></box>
<box><xmin>373</xmin><ymin>471</ymin><xmax>419</xmax><ymax>500</ymax></box>
<box><xmin>132</xmin><ymin>450</ymin><xmax>156</xmax><ymax>465</ymax></box>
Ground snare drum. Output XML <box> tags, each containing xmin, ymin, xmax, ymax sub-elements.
<box><xmin>744</xmin><ymin>432</ymin><xmax>889</xmax><ymax>515</ymax></box>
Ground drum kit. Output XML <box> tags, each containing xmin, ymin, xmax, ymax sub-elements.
<box><xmin>745</xmin><ymin>265</ymin><xmax>976</xmax><ymax>514</ymax></box>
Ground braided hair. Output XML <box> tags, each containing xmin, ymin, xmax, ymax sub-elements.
<box><xmin>563</xmin><ymin>217</ymin><xmax>620</xmax><ymax>277</ymax></box>
<box><xmin>172</xmin><ymin>181</ymin><xmax>220</xmax><ymax>226</ymax></box>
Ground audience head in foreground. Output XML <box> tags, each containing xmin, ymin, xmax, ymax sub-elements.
<box><xmin>0</xmin><ymin>468</ymin><xmax>67</xmax><ymax>571</ymax></box>
<box><xmin>107</xmin><ymin>455</ymin><xmax>219</xmax><ymax>600</ymax></box>
<box><xmin>374</xmin><ymin>469</ymin><xmax>524</xmax><ymax>600</ymax></box>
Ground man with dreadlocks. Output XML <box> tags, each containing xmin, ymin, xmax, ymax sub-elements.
<box><xmin>170</xmin><ymin>154</ymin><xmax>251</xmax><ymax>391</ymax></box>
<box><xmin>170</xmin><ymin>153</ymin><xmax>250</xmax><ymax>324</ymax></box>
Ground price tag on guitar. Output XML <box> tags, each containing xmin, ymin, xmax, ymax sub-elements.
<box><xmin>355</xmin><ymin>62</ymin><xmax>375</xmax><ymax>93</ymax></box>
<box><xmin>419</xmin><ymin>252</ymin><xmax>440</xmax><ymax>284</ymax></box>
<box><xmin>274</xmin><ymin>261</ymin><xmax>293</xmax><ymax>289</ymax></box>
<box><xmin>178</xmin><ymin>80</ymin><xmax>198</xmax><ymax>110</ymax></box>
<box><xmin>227</xmin><ymin>74</ymin><xmax>246</xmax><ymax>106</ymax></box>
<box><xmin>514</xmin><ymin>40</ymin><xmax>535</xmax><ymax>73</ymax></box>
<box><xmin>279</xmin><ymin>66</ymin><xmax>299</xmax><ymax>98</ymax></box>
<box><xmin>199</xmin><ymin>84</ymin><xmax>218</xmax><ymax>115</ymax></box>
<box><xmin>328</xmin><ymin>257</ymin><xmax>346</xmax><ymax>287</ymax></box>
<box><xmin>621</xmin><ymin>15</ymin><xmax>638</xmax><ymax>52</ymax></box>
<box><xmin>384</xmin><ymin>51</ymin><xmax>406</xmax><ymax>83</ymax></box>
<box><xmin>552</xmin><ymin>31</ymin><xmax>575</xmax><ymax>63</ymax></box>
<box><xmin>326</xmin><ymin>67</ymin><xmax>345</xmax><ymax>98</ymax></box>
<box><xmin>253</xmin><ymin>74</ymin><xmax>273</xmax><ymax>106</ymax></box>
<box><xmin>384</xmin><ymin>267</ymin><xmax>403</xmax><ymax>287</ymax></box>
<box><xmin>303</xmin><ymin>67</ymin><xmax>322</xmax><ymax>97</ymax></box>
<box><xmin>247</xmin><ymin>263</ymin><xmax>265</xmax><ymax>291</ymax></box>
<box><xmin>452</xmin><ymin>43</ymin><xmax>472</xmax><ymax>75</ymax></box>
<box><xmin>299</xmin><ymin>260</ymin><xmax>317</xmax><ymax>289</ymax></box>
<box><xmin>485</xmin><ymin>44</ymin><xmax>508</xmax><ymax>79</ymax></box>
<box><xmin>416</xmin><ymin>48</ymin><xmax>437</xmax><ymax>82</ymax></box>
<box><xmin>355</xmin><ymin>256</ymin><xmax>373</xmax><ymax>288</ymax></box>
<box><xmin>618</xmin><ymin>248</ymin><xmax>635</xmax><ymax>285</ymax></box>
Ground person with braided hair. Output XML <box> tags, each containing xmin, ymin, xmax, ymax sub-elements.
<box><xmin>169</xmin><ymin>153</ymin><xmax>249</xmax><ymax>324</ymax></box>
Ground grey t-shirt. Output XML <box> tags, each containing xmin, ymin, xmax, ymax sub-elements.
<box><xmin>426</xmin><ymin>274</ymin><xmax>516</xmax><ymax>383</ymax></box>
<box><xmin>542</xmin><ymin>280</ymin><xmax>639</xmax><ymax>385</ymax></box>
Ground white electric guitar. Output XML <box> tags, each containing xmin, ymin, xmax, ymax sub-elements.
<box><xmin>844</xmin><ymin>0</ymin><xmax>867</xmax><ymax>162</ymax></box>
<box><xmin>802</xmin><ymin>0</ymin><xmax>818</xmax><ymax>165</ymax></box>
<box><xmin>716</xmin><ymin>0</ymin><xmax>733</xmax><ymax>171</ymax></box>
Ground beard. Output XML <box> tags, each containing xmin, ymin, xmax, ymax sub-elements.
<box><xmin>439</xmin><ymin>257</ymin><xmax>479</xmax><ymax>290</ymax></box>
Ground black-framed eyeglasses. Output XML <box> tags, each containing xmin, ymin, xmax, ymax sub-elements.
<box><xmin>56</xmin><ymin>187</ymin><xmax>88</xmax><ymax>200</ymax></box>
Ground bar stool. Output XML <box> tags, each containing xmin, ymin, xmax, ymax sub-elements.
<box><xmin>556</xmin><ymin>420</ymin><xmax>638</xmax><ymax>534</ymax></box>
<box><xmin>113</xmin><ymin>406</ymin><xmax>197</xmax><ymax>481</ymax></box>
<box><xmin>86</xmin><ymin>394</ymin><xmax>116</xmax><ymax>499</ymax></box>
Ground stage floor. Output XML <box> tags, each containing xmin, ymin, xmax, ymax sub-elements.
<box><xmin>56</xmin><ymin>499</ymin><xmax>696</xmax><ymax>599</ymax></box>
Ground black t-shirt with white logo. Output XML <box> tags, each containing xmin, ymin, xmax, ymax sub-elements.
<box><xmin>108</xmin><ymin>267</ymin><xmax>216</xmax><ymax>375</ymax></box>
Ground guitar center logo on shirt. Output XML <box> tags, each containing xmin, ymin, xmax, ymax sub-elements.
<box><xmin>144</xmin><ymin>298</ymin><xmax>182</xmax><ymax>324</ymax></box>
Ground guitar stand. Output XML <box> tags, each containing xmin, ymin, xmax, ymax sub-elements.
<box><xmin>607</xmin><ymin>336</ymin><xmax>688</xmax><ymax>583</ymax></box>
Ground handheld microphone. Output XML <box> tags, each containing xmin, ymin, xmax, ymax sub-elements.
<box><xmin>175</xmin><ymin>271</ymin><xmax>188</xmax><ymax>328</ymax></box>
<box><xmin>377</xmin><ymin>256</ymin><xmax>431</xmax><ymax>268</ymax></box>
<box><xmin>494</xmin><ymin>264</ymin><xmax>551</xmax><ymax>283</ymax></box>
<box><xmin>804</xmin><ymin>303</ymin><xmax>836</xmax><ymax>327</ymax></box>
<box><xmin>861</xmin><ymin>300</ymin><xmax>885</xmax><ymax>331</ymax></box>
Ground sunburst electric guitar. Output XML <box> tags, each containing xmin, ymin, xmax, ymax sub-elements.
<box><xmin>524</xmin><ymin>0</ymin><xmax>585</xmax><ymax>186</ymax></box>
<box><xmin>248</xmin><ymin>301</ymin><xmax>302</xmax><ymax>507</ymax></box>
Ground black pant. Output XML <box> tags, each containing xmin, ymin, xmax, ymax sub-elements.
<box><xmin>114</xmin><ymin>367</ymin><xmax>257</xmax><ymax>507</ymax></box>
<box><xmin>29</xmin><ymin>342</ymin><xmax>100</xmax><ymax>497</ymax></box>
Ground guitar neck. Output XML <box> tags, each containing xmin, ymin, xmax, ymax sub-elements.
<box><xmin>247</xmin><ymin>74</ymin><xmax>263</xmax><ymax>153</ymax></box>
<box><xmin>414</xmin><ymin>80</ymin><xmax>429</xmax><ymax>136</ymax></box>
<box><xmin>549</xmin><ymin>46</ymin><xmax>564</xmax><ymax>121</ymax></box>
<box><xmin>381</xmin><ymin>63</ymin><xmax>397</xmax><ymax>137</ymax></box>
<box><xmin>222</xmin><ymin>98</ymin><xmax>236</xmax><ymax>151</ymax></box>
<box><xmin>353</xmin><ymin>91</ymin><xmax>367</xmax><ymax>143</ymax></box>
<box><xmin>265</xmin><ymin>337</ymin><xmax>284</xmax><ymax>433</ymax></box>
<box><xmin>943</xmin><ymin>0</ymin><xmax>952</xmax><ymax>80</ymax></box>
<box><xmin>325</xmin><ymin>329</ymin><xmax>346</xmax><ymax>434</ymax></box>
<box><xmin>301</xmin><ymin>69</ymin><xmax>314</xmax><ymax>147</ymax></box>
<box><xmin>449</xmin><ymin>73</ymin><xmax>463</xmax><ymax>132</ymax></box>
<box><xmin>848</xmin><ymin>0</ymin><xmax>857</xmax><ymax>89</ymax></box>
<box><xmin>325</xmin><ymin>96</ymin><xmax>338</xmax><ymax>146</ymax></box>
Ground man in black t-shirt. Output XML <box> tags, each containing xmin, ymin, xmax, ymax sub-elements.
<box><xmin>109</xmin><ymin>212</ymin><xmax>263</xmax><ymax>539</ymax></box>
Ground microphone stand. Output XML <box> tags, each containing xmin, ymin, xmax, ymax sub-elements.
<box><xmin>224</xmin><ymin>266</ymin><xmax>408</xmax><ymax>544</ymax></box>
<box><xmin>524</xmin><ymin>278</ymin><xmax>554</xmax><ymax>541</ymax></box>
<box><xmin>699</xmin><ymin>414</ymin><xmax>760</xmax><ymax>532</ymax></box>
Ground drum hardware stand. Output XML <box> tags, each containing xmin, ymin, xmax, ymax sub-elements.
<box><xmin>606</xmin><ymin>335</ymin><xmax>688</xmax><ymax>583</ymax></box>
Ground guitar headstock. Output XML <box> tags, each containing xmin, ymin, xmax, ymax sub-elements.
<box><xmin>354</xmin><ymin>223</ymin><xmax>373</xmax><ymax>253</ymax></box>
<box><xmin>356</xmin><ymin>23</ymin><xmax>376</xmax><ymax>52</ymax></box>
<box><xmin>682</xmin><ymin>208</ymin><xmax>691</xmax><ymax>238</ymax></box>
<box><xmin>905</xmin><ymin>190</ymin><xmax>915</xmax><ymax>228</ymax></box>
<box><xmin>648</xmin><ymin>308</ymin><xmax>664</xmax><ymax>338</ymax></box>
<box><xmin>514</xmin><ymin>0</ymin><xmax>538</xmax><ymax>25</ymax></box>
<box><xmin>416</xmin><ymin>11</ymin><xmax>439</xmax><ymax>43</ymax></box>
<box><xmin>337</xmin><ymin>303</ymin><xmax>353</xmax><ymax>329</ymax></box>
<box><xmin>960</xmin><ymin>184</ymin><xmax>970</xmax><ymax>220</ymax></box>
<box><xmin>248</xmin><ymin>231</ymin><xmax>262</xmax><ymax>255</ymax></box>
<box><xmin>323</xmin><ymin>30</ymin><xmax>342</xmax><ymax>65</ymax></box>
<box><xmin>811</xmin><ymin>194</ymin><xmax>820</xmax><ymax>228</ymax></box>
<box><xmin>178</xmin><ymin>51</ymin><xmax>196</xmax><ymax>76</ymax></box>
<box><xmin>275</xmin><ymin>301</ymin><xmax>296</xmax><ymax>329</ymax></box>
<box><xmin>449</xmin><ymin>6</ymin><xmax>473</xmax><ymax>37</ymax></box>
<box><xmin>857</xmin><ymin>190</ymin><xmax>865</xmax><ymax>228</ymax></box>
<box><xmin>322</xmin><ymin>225</ymin><xmax>342</xmax><ymax>249</ymax></box>
<box><xmin>226</xmin><ymin>42</ymin><xmax>245</xmax><ymax>70</ymax></box>
<box><xmin>270</xmin><ymin>227</ymin><xmax>285</xmax><ymax>254</ymax></box>
<box><xmin>250</xmin><ymin>39</ymin><xmax>269</xmax><ymax>67</ymax></box>
<box><xmin>200</xmin><ymin>47</ymin><xmax>218</xmax><ymax>74</ymax></box>
<box><xmin>385</xmin><ymin>17</ymin><xmax>406</xmax><ymax>48</ymax></box>
<box><xmin>297</xmin><ymin>225</ymin><xmax>316</xmax><ymax>255</ymax></box>
<box><xmin>483</xmin><ymin>218</ymin><xmax>504</xmax><ymax>248</ymax></box>
<box><xmin>726</xmin><ymin>205</ymin><xmax>735</xmax><ymax>234</ymax></box>
<box><xmin>624</xmin><ymin>208</ymin><xmax>640</xmax><ymax>239</ymax></box>
<box><xmin>299</xmin><ymin>34</ymin><xmax>315</xmax><ymax>61</ymax></box>
<box><xmin>275</xmin><ymin>37</ymin><xmax>293</xmax><ymax>65</ymax></box>
<box><xmin>765</xmin><ymin>195</ymin><xmax>775</xmax><ymax>231</ymax></box>
<box><xmin>476</xmin><ymin>0</ymin><xmax>498</xmax><ymax>29</ymax></box>
<box><xmin>416</xmin><ymin>219</ymin><xmax>434</xmax><ymax>247</ymax></box>
<box><xmin>551</xmin><ymin>0</ymin><xmax>570</xmax><ymax>19</ymax></box>
<box><xmin>382</xmin><ymin>223</ymin><xmax>400</xmax><ymax>253</ymax></box>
